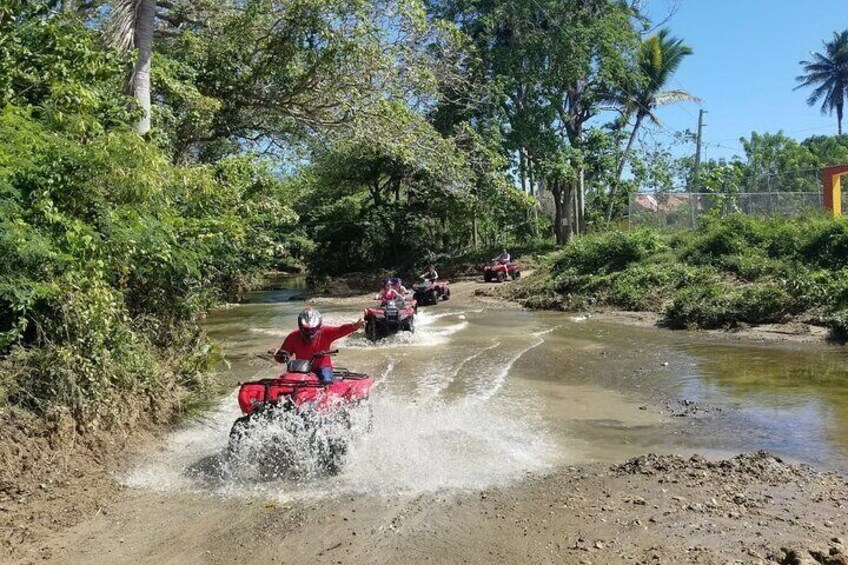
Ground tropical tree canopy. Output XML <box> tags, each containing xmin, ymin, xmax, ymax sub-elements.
<box><xmin>796</xmin><ymin>30</ymin><xmax>848</xmax><ymax>135</ymax></box>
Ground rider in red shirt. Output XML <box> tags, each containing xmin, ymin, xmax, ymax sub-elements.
<box><xmin>274</xmin><ymin>307</ymin><xmax>364</xmax><ymax>384</ymax></box>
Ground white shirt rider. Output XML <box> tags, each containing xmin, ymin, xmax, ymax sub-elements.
<box><xmin>420</xmin><ymin>267</ymin><xmax>439</xmax><ymax>282</ymax></box>
<box><xmin>494</xmin><ymin>250</ymin><xmax>510</xmax><ymax>265</ymax></box>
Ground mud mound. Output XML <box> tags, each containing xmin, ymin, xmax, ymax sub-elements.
<box><xmin>613</xmin><ymin>451</ymin><xmax>816</xmax><ymax>484</ymax></box>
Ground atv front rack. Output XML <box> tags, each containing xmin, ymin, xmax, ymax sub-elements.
<box><xmin>332</xmin><ymin>369</ymin><xmax>370</xmax><ymax>381</ymax></box>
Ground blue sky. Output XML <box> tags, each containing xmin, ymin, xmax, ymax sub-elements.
<box><xmin>644</xmin><ymin>0</ymin><xmax>848</xmax><ymax>161</ymax></box>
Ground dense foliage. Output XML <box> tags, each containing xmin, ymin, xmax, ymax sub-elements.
<box><xmin>511</xmin><ymin>215</ymin><xmax>848</xmax><ymax>339</ymax></box>
<box><xmin>0</xmin><ymin>11</ymin><xmax>300</xmax><ymax>428</ymax></box>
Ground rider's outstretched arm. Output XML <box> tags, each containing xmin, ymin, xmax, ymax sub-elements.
<box><xmin>322</xmin><ymin>322</ymin><xmax>361</xmax><ymax>343</ymax></box>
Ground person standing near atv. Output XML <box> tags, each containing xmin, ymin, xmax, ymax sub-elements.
<box><xmin>273</xmin><ymin>308</ymin><xmax>365</xmax><ymax>384</ymax></box>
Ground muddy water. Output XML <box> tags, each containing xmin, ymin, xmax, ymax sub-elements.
<box><xmin>127</xmin><ymin>281</ymin><xmax>848</xmax><ymax>502</ymax></box>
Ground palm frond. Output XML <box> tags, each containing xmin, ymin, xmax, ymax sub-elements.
<box><xmin>795</xmin><ymin>29</ymin><xmax>848</xmax><ymax>124</ymax></box>
<box><xmin>106</xmin><ymin>0</ymin><xmax>142</xmax><ymax>52</ymax></box>
<box><xmin>653</xmin><ymin>89</ymin><xmax>700</xmax><ymax>106</ymax></box>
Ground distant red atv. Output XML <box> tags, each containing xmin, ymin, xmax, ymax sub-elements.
<box><xmin>412</xmin><ymin>278</ymin><xmax>451</xmax><ymax>306</ymax></box>
<box><xmin>483</xmin><ymin>261</ymin><xmax>521</xmax><ymax>283</ymax></box>
<box><xmin>363</xmin><ymin>298</ymin><xmax>416</xmax><ymax>341</ymax></box>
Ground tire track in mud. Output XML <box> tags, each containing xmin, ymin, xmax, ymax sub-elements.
<box><xmin>467</xmin><ymin>326</ymin><xmax>560</xmax><ymax>403</ymax></box>
<box><xmin>416</xmin><ymin>341</ymin><xmax>501</xmax><ymax>403</ymax></box>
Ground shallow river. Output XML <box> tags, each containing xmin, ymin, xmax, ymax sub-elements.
<box><xmin>127</xmin><ymin>280</ymin><xmax>848</xmax><ymax>502</ymax></box>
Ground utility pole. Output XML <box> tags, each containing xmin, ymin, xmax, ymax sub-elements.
<box><xmin>693</xmin><ymin>109</ymin><xmax>706</xmax><ymax>192</ymax></box>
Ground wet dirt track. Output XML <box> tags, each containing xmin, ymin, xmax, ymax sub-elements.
<box><xmin>10</xmin><ymin>279</ymin><xmax>848</xmax><ymax>564</ymax></box>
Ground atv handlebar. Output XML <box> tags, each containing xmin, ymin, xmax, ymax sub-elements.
<box><xmin>267</xmin><ymin>348</ymin><xmax>338</xmax><ymax>364</ymax></box>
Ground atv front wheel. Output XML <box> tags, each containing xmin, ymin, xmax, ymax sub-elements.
<box><xmin>365</xmin><ymin>318</ymin><xmax>378</xmax><ymax>341</ymax></box>
<box><xmin>496</xmin><ymin>271</ymin><xmax>506</xmax><ymax>283</ymax></box>
<box><xmin>512</xmin><ymin>270</ymin><xmax>521</xmax><ymax>280</ymax></box>
<box><xmin>429</xmin><ymin>290</ymin><xmax>439</xmax><ymax>305</ymax></box>
<box><xmin>228</xmin><ymin>415</ymin><xmax>252</xmax><ymax>456</ymax></box>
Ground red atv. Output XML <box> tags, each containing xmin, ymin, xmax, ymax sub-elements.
<box><xmin>230</xmin><ymin>350</ymin><xmax>373</xmax><ymax>476</ymax></box>
<box><xmin>412</xmin><ymin>278</ymin><xmax>451</xmax><ymax>306</ymax></box>
<box><xmin>484</xmin><ymin>261</ymin><xmax>521</xmax><ymax>282</ymax></box>
<box><xmin>363</xmin><ymin>298</ymin><xmax>416</xmax><ymax>341</ymax></box>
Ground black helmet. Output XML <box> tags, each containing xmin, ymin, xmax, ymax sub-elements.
<box><xmin>297</xmin><ymin>307</ymin><xmax>323</xmax><ymax>341</ymax></box>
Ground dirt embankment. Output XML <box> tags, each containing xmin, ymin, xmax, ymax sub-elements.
<box><xmin>0</xmin><ymin>408</ymin><xmax>171</xmax><ymax>559</ymax></box>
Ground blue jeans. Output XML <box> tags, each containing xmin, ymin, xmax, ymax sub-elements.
<box><xmin>317</xmin><ymin>367</ymin><xmax>335</xmax><ymax>384</ymax></box>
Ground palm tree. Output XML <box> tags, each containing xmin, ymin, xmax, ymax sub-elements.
<box><xmin>796</xmin><ymin>30</ymin><xmax>848</xmax><ymax>136</ymax></box>
<box><xmin>108</xmin><ymin>0</ymin><xmax>156</xmax><ymax>135</ymax></box>
<box><xmin>608</xmin><ymin>29</ymin><xmax>697</xmax><ymax>220</ymax></box>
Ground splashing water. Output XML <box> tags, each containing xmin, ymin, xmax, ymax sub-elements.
<box><xmin>340</xmin><ymin>310</ymin><xmax>470</xmax><ymax>350</ymax></box>
<box><xmin>126</xmin><ymin>389</ymin><xmax>557</xmax><ymax>501</ymax></box>
<box><xmin>126</xmin><ymin>308</ymin><xmax>561</xmax><ymax>501</ymax></box>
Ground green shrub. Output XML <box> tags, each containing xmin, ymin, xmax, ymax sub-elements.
<box><xmin>607</xmin><ymin>263</ymin><xmax>715</xmax><ymax>311</ymax></box>
<box><xmin>733</xmin><ymin>283</ymin><xmax>796</xmax><ymax>324</ymax></box>
<box><xmin>665</xmin><ymin>284</ymin><xmax>736</xmax><ymax>329</ymax></box>
<box><xmin>717</xmin><ymin>252</ymin><xmax>780</xmax><ymax>280</ymax></box>
<box><xmin>550</xmin><ymin>229</ymin><xmax>669</xmax><ymax>276</ymax></box>
<box><xmin>800</xmin><ymin>220</ymin><xmax>848</xmax><ymax>270</ymax></box>
<box><xmin>679</xmin><ymin>215</ymin><xmax>764</xmax><ymax>265</ymax></box>
<box><xmin>827</xmin><ymin>309</ymin><xmax>848</xmax><ymax>342</ymax></box>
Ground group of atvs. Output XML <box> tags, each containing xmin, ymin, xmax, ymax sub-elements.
<box><xmin>363</xmin><ymin>273</ymin><xmax>451</xmax><ymax>341</ymax></box>
<box><xmin>228</xmin><ymin>257</ymin><xmax>520</xmax><ymax>475</ymax></box>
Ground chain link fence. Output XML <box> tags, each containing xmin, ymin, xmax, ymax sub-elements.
<box><xmin>627</xmin><ymin>192</ymin><xmax>825</xmax><ymax>230</ymax></box>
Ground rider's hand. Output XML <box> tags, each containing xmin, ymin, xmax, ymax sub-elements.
<box><xmin>273</xmin><ymin>349</ymin><xmax>289</xmax><ymax>364</ymax></box>
<box><xmin>354</xmin><ymin>318</ymin><xmax>365</xmax><ymax>330</ymax></box>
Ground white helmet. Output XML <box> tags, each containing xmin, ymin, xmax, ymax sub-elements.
<box><xmin>297</xmin><ymin>307</ymin><xmax>323</xmax><ymax>341</ymax></box>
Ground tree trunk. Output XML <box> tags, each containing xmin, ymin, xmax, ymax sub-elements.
<box><xmin>519</xmin><ymin>149</ymin><xmax>527</xmax><ymax>193</ymax></box>
<box><xmin>129</xmin><ymin>0</ymin><xmax>155</xmax><ymax>136</ymax></box>
<box><xmin>839</xmin><ymin>103</ymin><xmax>844</xmax><ymax>136</ymax></box>
<box><xmin>608</xmin><ymin>113</ymin><xmax>643</xmax><ymax>221</ymax></box>
<box><xmin>563</xmin><ymin>180</ymin><xmax>574</xmax><ymax>244</ymax></box>
<box><xmin>552</xmin><ymin>178</ymin><xmax>565</xmax><ymax>245</ymax></box>
<box><xmin>577</xmin><ymin>169</ymin><xmax>585</xmax><ymax>234</ymax></box>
